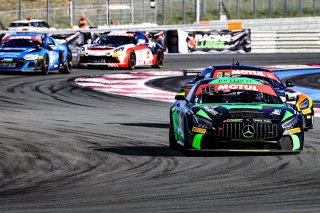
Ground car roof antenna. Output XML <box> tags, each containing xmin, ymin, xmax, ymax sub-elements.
<box><xmin>232</xmin><ymin>57</ymin><xmax>240</xmax><ymax>66</ymax></box>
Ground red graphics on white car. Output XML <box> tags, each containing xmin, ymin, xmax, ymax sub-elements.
<box><xmin>77</xmin><ymin>31</ymin><xmax>164</xmax><ymax>69</ymax></box>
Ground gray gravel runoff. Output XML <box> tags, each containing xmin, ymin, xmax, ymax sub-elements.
<box><xmin>0</xmin><ymin>53</ymin><xmax>320</xmax><ymax>212</ymax></box>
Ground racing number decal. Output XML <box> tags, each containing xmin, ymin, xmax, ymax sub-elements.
<box><xmin>135</xmin><ymin>47</ymin><xmax>153</xmax><ymax>65</ymax></box>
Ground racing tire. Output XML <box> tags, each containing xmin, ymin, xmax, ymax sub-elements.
<box><xmin>151</xmin><ymin>49</ymin><xmax>164</xmax><ymax>68</ymax></box>
<box><xmin>169</xmin><ymin>116</ymin><xmax>179</xmax><ymax>150</ymax></box>
<box><xmin>58</xmin><ymin>52</ymin><xmax>72</xmax><ymax>74</ymax></box>
<box><xmin>41</xmin><ymin>54</ymin><xmax>49</xmax><ymax>75</ymax></box>
<box><xmin>128</xmin><ymin>51</ymin><xmax>136</xmax><ymax>70</ymax></box>
<box><xmin>183</xmin><ymin>118</ymin><xmax>193</xmax><ymax>156</ymax></box>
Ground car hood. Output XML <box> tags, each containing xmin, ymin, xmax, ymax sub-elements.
<box><xmin>86</xmin><ymin>43</ymin><xmax>132</xmax><ymax>50</ymax></box>
<box><xmin>191</xmin><ymin>103</ymin><xmax>296</xmax><ymax>124</ymax></box>
<box><xmin>0</xmin><ymin>47</ymin><xmax>39</xmax><ymax>58</ymax></box>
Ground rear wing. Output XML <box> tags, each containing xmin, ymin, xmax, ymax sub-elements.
<box><xmin>182</xmin><ymin>69</ymin><xmax>203</xmax><ymax>77</ymax></box>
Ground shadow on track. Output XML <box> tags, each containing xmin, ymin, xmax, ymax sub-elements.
<box><xmin>92</xmin><ymin>145</ymin><xmax>295</xmax><ymax>157</ymax></box>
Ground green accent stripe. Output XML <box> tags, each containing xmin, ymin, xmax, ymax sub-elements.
<box><xmin>229</xmin><ymin>150</ymin><xmax>270</xmax><ymax>152</ymax></box>
<box><xmin>290</xmin><ymin>135</ymin><xmax>301</xmax><ymax>150</ymax></box>
<box><xmin>192</xmin><ymin>134</ymin><xmax>203</xmax><ymax>150</ymax></box>
<box><xmin>208</xmin><ymin>77</ymin><xmax>263</xmax><ymax>85</ymax></box>
<box><xmin>196</xmin><ymin>109</ymin><xmax>212</xmax><ymax>121</ymax></box>
<box><xmin>282</xmin><ymin>110</ymin><xmax>293</xmax><ymax>122</ymax></box>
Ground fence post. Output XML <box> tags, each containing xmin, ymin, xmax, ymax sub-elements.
<box><xmin>47</xmin><ymin>0</ymin><xmax>49</xmax><ymax>25</ymax></box>
<box><xmin>162</xmin><ymin>0</ymin><xmax>165</xmax><ymax>25</ymax></box>
<box><xmin>313</xmin><ymin>0</ymin><xmax>316</xmax><ymax>16</ymax></box>
<box><xmin>284</xmin><ymin>0</ymin><xmax>287</xmax><ymax>17</ymax></box>
<box><xmin>182</xmin><ymin>0</ymin><xmax>185</xmax><ymax>24</ymax></box>
<box><xmin>269</xmin><ymin>0</ymin><xmax>271</xmax><ymax>17</ymax></box>
<box><xmin>253</xmin><ymin>0</ymin><xmax>256</xmax><ymax>19</ymax></box>
<box><xmin>236</xmin><ymin>0</ymin><xmax>239</xmax><ymax>19</ymax></box>
<box><xmin>19</xmin><ymin>0</ymin><xmax>22</xmax><ymax>19</ymax></box>
<box><xmin>299</xmin><ymin>0</ymin><xmax>302</xmax><ymax>16</ymax></box>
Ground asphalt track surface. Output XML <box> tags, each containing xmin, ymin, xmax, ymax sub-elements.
<box><xmin>1</xmin><ymin>53</ymin><xmax>320</xmax><ymax>212</ymax></box>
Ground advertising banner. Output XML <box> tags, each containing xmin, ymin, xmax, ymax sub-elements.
<box><xmin>186</xmin><ymin>29</ymin><xmax>251</xmax><ymax>53</ymax></box>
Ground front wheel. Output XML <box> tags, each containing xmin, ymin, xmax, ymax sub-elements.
<box><xmin>41</xmin><ymin>54</ymin><xmax>49</xmax><ymax>75</ymax></box>
<box><xmin>128</xmin><ymin>52</ymin><xmax>136</xmax><ymax>70</ymax></box>
<box><xmin>169</xmin><ymin>117</ymin><xmax>179</xmax><ymax>150</ymax></box>
<box><xmin>59</xmin><ymin>52</ymin><xmax>72</xmax><ymax>74</ymax></box>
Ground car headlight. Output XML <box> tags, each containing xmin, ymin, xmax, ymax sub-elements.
<box><xmin>80</xmin><ymin>47</ymin><xmax>85</xmax><ymax>52</ymax></box>
<box><xmin>192</xmin><ymin>116</ymin><xmax>212</xmax><ymax>129</ymax></box>
<box><xmin>23</xmin><ymin>54</ymin><xmax>39</xmax><ymax>60</ymax></box>
<box><xmin>299</xmin><ymin>99</ymin><xmax>309</xmax><ymax>110</ymax></box>
<box><xmin>113</xmin><ymin>47</ymin><xmax>124</xmax><ymax>53</ymax></box>
<box><xmin>282</xmin><ymin>116</ymin><xmax>299</xmax><ymax>130</ymax></box>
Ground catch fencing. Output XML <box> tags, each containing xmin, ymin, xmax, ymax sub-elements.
<box><xmin>2</xmin><ymin>0</ymin><xmax>320</xmax><ymax>29</ymax></box>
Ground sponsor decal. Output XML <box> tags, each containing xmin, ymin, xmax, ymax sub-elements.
<box><xmin>213</xmin><ymin>70</ymin><xmax>280</xmax><ymax>82</ymax></box>
<box><xmin>232</xmin><ymin>70</ymin><xmax>266</xmax><ymax>77</ymax></box>
<box><xmin>196</xmin><ymin>83</ymin><xmax>277</xmax><ymax>96</ymax></box>
<box><xmin>242</xmin><ymin>125</ymin><xmax>255</xmax><ymax>138</ymax></box>
<box><xmin>253</xmin><ymin>119</ymin><xmax>272</xmax><ymax>123</ymax></box>
<box><xmin>217</xmin><ymin>84</ymin><xmax>258</xmax><ymax>91</ymax></box>
<box><xmin>224</xmin><ymin>119</ymin><xmax>243</xmax><ymax>123</ymax></box>
<box><xmin>112</xmin><ymin>53</ymin><xmax>121</xmax><ymax>57</ymax></box>
<box><xmin>1</xmin><ymin>58</ymin><xmax>13</xmax><ymax>63</ymax></box>
<box><xmin>108</xmin><ymin>32</ymin><xmax>134</xmax><ymax>37</ymax></box>
<box><xmin>204</xmin><ymin>106</ymin><xmax>220</xmax><ymax>116</ymax></box>
<box><xmin>187</xmin><ymin>29</ymin><xmax>251</xmax><ymax>53</ymax></box>
<box><xmin>271</xmin><ymin>109</ymin><xmax>281</xmax><ymax>116</ymax></box>
<box><xmin>38</xmin><ymin>56</ymin><xmax>44</xmax><ymax>59</ymax></box>
<box><xmin>192</xmin><ymin>127</ymin><xmax>207</xmax><ymax>134</ymax></box>
<box><xmin>302</xmin><ymin>108</ymin><xmax>312</xmax><ymax>114</ymax></box>
<box><xmin>288</xmin><ymin>127</ymin><xmax>301</xmax><ymax>134</ymax></box>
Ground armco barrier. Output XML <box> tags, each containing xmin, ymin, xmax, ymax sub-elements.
<box><xmin>251</xmin><ymin>31</ymin><xmax>320</xmax><ymax>53</ymax></box>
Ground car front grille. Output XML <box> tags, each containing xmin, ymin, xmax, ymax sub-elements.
<box><xmin>0</xmin><ymin>58</ymin><xmax>25</xmax><ymax>68</ymax></box>
<box><xmin>79</xmin><ymin>56</ymin><xmax>119</xmax><ymax>63</ymax></box>
<box><xmin>218</xmin><ymin>122</ymin><xmax>279</xmax><ymax>140</ymax></box>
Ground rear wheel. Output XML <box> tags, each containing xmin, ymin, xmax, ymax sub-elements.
<box><xmin>151</xmin><ymin>49</ymin><xmax>164</xmax><ymax>68</ymax></box>
<box><xmin>183</xmin><ymin>119</ymin><xmax>193</xmax><ymax>155</ymax></box>
<box><xmin>58</xmin><ymin>52</ymin><xmax>72</xmax><ymax>74</ymax></box>
<box><xmin>41</xmin><ymin>54</ymin><xmax>49</xmax><ymax>75</ymax></box>
<box><xmin>128</xmin><ymin>52</ymin><xmax>136</xmax><ymax>70</ymax></box>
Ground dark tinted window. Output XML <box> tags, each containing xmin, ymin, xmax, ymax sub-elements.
<box><xmin>1</xmin><ymin>39</ymin><xmax>42</xmax><ymax>48</ymax></box>
<box><xmin>95</xmin><ymin>35</ymin><xmax>134</xmax><ymax>46</ymax></box>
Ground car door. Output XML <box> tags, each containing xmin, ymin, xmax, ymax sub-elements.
<box><xmin>44</xmin><ymin>36</ymin><xmax>60</xmax><ymax>70</ymax></box>
<box><xmin>133</xmin><ymin>33</ymin><xmax>153</xmax><ymax>66</ymax></box>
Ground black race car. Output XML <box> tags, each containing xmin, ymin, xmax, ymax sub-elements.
<box><xmin>180</xmin><ymin>64</ymin><xmax>314</xmax><ymax>130</ymax></box>
<box><xmin>170</xmin><ymin>77</ymin><xmax>304</xmax><ymax>153</ymax></box>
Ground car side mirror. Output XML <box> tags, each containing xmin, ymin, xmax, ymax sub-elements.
<box><xmin>286</xmin><ymin>80</ymin><xmax>294</xmax><ymax>88</ymax></box>
<box><xmin>286</xmin><ymin>94</ymin><xmax>297</xmax><ymax>102</ymax></box>
<box><xmin>137</xmin><ymin>39</ymin><xmax>146</xmax><ymax>45</ymax></box>
<box><xmin>48</xmin><ymin>44</ymin><xmax>55</xmax><ymax>49</ymax></box>
<box><xmin>86</xmin><ymin>39</ymin><xmax>92</xmax><ymax>44</ymax></box>
<box><xmin>175</xmin><ymin>92</ymin><xmax>186</xmax><ymax>100</ymax></box>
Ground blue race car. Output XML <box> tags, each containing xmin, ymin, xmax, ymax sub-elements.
<box><xmin>0</xmin><ymin>33</ymin><xmax>72</xmax><ymax>74</ymax></box>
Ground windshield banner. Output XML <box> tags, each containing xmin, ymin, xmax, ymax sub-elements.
<box><xmin>213</xmin><ymin>69</ymin><xmax>280</xmax><ymax>82</ymax></box>
<box><xmin>196</xmin><ymin>83</ymin><xmax>277</xmax><ymax>96</ymax></box>
<box><xmin>186</xmin><ymin>29</ymin><xmax>251</xmax><ymax>53</ymax></box>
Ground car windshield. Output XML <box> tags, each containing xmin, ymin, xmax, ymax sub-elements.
<box><xmin>9</xmin><ymin>23</ymin><xmax>29</xmax><ymax>27</ymax></box>
<box><xmin>239</xmin><ymin>75</ymin><xmax>285</xmax><ymax>90</ymax></box>
<box><xmin>0</xmin><ymin>39</ymin><xmax>42</xmax><ymax>48</ymax></box>
<box><xmin>194</xmin><ymin>90</ymin><xmax>282</xmax><ymax>104</ymax></box>
<box><xmin>94</xmin><ymin>35</ymin><xmax>134</xmax><ymax>46</ymax></box>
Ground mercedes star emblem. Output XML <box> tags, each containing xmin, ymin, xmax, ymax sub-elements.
<box><xmin>242</xmin><ymin>125</ymin><xmax>255</xmax><ymax>138</ymax></box>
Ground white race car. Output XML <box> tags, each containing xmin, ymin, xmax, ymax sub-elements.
<box><xmin>77</xmin><ymin>31</ymin><xmax>164</xmax><ymax>69</ymax></box>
